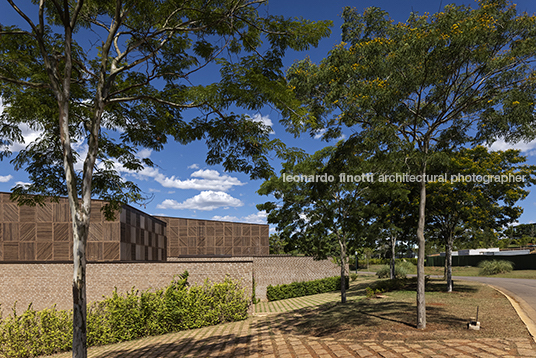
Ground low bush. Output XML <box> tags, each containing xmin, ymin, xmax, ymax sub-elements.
<box><xmin>0</xmin><ymin>271</ymin><xmax>249</xmax><ymax>358</ymax></box>
<box><xmin>478</xmin><ymin>260</ymin><xmax>514</xmax><ymax>275</ymax></box>
<box><xmin>349</xmin><ymin>273</ymin><xmax>359</xmax><ymax>281</ymax></box>
<box><xmin>266</xmin><ymin>276</ymin><xmax>349</xmax><ymax>301</ymax></box>
<box><xmin>365</xmin><ymin>277</ymin><xmax>409</xmax><ymax>298</ymax></box>
<box><xmin>0</xmin><ymin>305</ymin><xmax>72</xmax><ymax>358</ymax></box>
<box><xmin>376</xmin><ymin>261</ymin><xmax>415</xmax><ymax>279</ymax></box>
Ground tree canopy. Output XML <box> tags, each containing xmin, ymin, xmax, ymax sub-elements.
<box><xmin>281</xmin><ymin>0</ymin><xmax>536</xmax><ymax>328</ymax></box>
<box><xmin>0</xmin><ymin>1</ymin><xmax>331</xmax><ymax>355</ymax></box>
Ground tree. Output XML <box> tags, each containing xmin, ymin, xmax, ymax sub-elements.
<box><xmin>0</xmin><ymin>1</ymin><xmax>331</xmax><ymax>356</ymax></box>
<box><xmin>426</xmin><ymin>146</ymin><xmax>536</xmax><ymax>292</ymax></box>
<box><xmin>283</xmin><ymin>0</ymin><xmax>536</xmax><ymax>328</ymax></box>
<box><xmin>258</xmin><ymin>143</ymin><xmax>373</xmax><ymax>303</ymax></box>
<box><xmin>269</xmin><ymin>233</ymin><xmax>294</xmax><ymax>254</ymax></box>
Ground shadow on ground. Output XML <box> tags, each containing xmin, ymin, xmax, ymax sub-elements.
<box><xmin>85</xmin><ymin>331</ymin><xmax>261</xmax><ymax>358</ymax></box>
<box><xmin>251</xmin><ymin>279</ymin><xmax>487</xmax><ymax>341</ymax></box>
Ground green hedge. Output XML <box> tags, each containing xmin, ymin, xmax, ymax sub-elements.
<box><xmin>426</xmin><ymin>254</ymin><xmax>535</xmax><ymax>269</ymax></box>
<box><xmin>0</xmin><ymin>271</ymin><xmax>249</xmax><ymax>358</ymax></box>
<box><xmin>266</xmin><ymin>276</ymin><xmax>349</xmax><ymax>301</ymax></box>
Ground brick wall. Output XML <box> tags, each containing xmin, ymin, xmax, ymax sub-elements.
<box><xmin>0</xmin><ymin>259</ymin><xmax>253</xmax><ymax>312</ymax></box>
<box><xmin>0</xmin><ymin>256</ymin><xmax>343</xmax><ymax>313</ymax></box>
<box><xmin>253</xmin><ymin>256</ymin><xmax>343</xmax><ymax>299</ymax></box>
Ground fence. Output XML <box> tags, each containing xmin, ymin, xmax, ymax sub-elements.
<box><xmin>426</xmin><ymin>254</ymin><xmax>536</xmax><ymax>269</ymax></box>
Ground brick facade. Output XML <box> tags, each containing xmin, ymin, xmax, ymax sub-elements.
<box><xmin>253</xmin><ymin>256</ymin><xmax>344</xmax><ymax>299</ymax></box>
<box><xmin>0</xmin><ymin>256</ymin><xmax>342</xmax><ymax>312</ymax></box>
<box><xmin>0</xmin><ymin>259</ymin><xmax>253</xmax><ymax>312</ymax></box>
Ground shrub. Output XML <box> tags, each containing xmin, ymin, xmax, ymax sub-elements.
<box><xmin>376</xmin><ymin>262</ymin><xmax>413</xmax><ymax>279</ymax></box>
<box><xmin>365</xmin><ymin>277</ymin><xmax>408</xmax><ymax>298</ymax></box>
<box><xmin>0</xmin><ymin>304</ymin><xmax>72</xmax><ymax>358</ymax></box>
<box><xmin>397</xmin><ymin>260</ymin><xmax>416</xmax><ymax>273</ymax></box>
<box><xmin>349</xmin><ymin>273</ymin><xmax>358</xmax><ymax>281</ymax></box>
<box><xmin>0</xmin><ymin>271</ymin><xmax>249</xmax><ymax>358</ymax></box>
<box><xmin>266</xmin><ymin>276</ymin><xmax>349</xmax><ymax>301</ymax></box>
<box><xmin>478</xmin><ymin>260</ymin><xmax>514</xmax><ymax>275</ymax></box>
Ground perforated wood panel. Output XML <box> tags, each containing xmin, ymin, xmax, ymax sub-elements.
<box><xmin>0</xmin><ymin>193</ymin><xmax>166</xmax><ymax>262</ymax></box>
<box><xmin>156</xmin><ymin>216</ymin><xmax>269</xmax><ymax>258</ymax></box>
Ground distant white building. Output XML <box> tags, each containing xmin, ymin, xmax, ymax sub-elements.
<box><xmin>458</xmin><ymin>248</ymin><xmax>500</xmax><ymax>256</ymax></box>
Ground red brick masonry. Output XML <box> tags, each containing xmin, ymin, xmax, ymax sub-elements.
<box><xmin>0</xmin><ymin>256</ymin><xmax>342</xmax><ymax>312</ymax></box>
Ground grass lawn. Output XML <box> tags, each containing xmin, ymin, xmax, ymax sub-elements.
<box><xmin>266</xmin><ymin>277</ymin><xmax>532</xmax><ymax>342</ymax></box>
<box><xmin>358</xmin><ymin>264</ymin><xmax>536</xmax><ymax>279</ymax></box>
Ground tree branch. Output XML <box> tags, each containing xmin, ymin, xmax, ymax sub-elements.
<box><xmin>0</xmin><ymin>75</ymin><xmax>49</xmax><ymax>89</ymax></box>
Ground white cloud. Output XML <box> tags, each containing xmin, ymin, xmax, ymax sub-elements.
<box><xmin>154</xmin><ymin>169</ymin><xmax>245</xmax><ymax>191</ymax></box>
<box><xmin>156</xmin><ymin>191</ymin><xmax>243</xmax><ymax>211</ymax></box>
<box><xmin>117</xmin><ymin>164</ymin><xmax>245</xmax><ymax>192</ymax></box>
<box><xmin>0</xmin><ymin>175</ymin><xmax>12</xmax><ymax>182</ymax></box>
<box><xmin>188</xmin><ymin>164</ymin><xmax>200</xmax><ymax>169</ymax></box>
<box><xmin>148</xmin><ymin>188</ymin><xmax>160</xmax><ymax>193</ymax></box>
<box><xmin>488</xmin><ymin>138</ymin><xmax>536</xmax><ymax>156</ymax></box>
<box><xmin>6</xmin><ymin>123</ymin><xmax>43</xmax><ymax>153</ymax></box>
<box><xmin>137</xmin><ymin>149</ymin><xmax>152</xmax><ymax>159</ymax></box>
<box><xmin>247</xmin><ymin>114</ymin><xmax>275</xmax><ymax>134</ymax></box>
<box><xmin>211</xmin><ymin>210</ymin><xmax>267</xmax><ymax>224</ymax></box>
<box><xmin>313</xmin><ymin>128</ymin><xmax>327</xmax><ymax>140</ymax></box>
<box><xmin>13</xmin><ymin>181</ymin><xmax>31</xmax><ymax>188</ymax></box>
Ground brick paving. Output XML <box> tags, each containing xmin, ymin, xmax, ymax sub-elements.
<box><xmin>44</xmin><ymin>291</ymin><xmax>536</xmax><ymax>358</ymax></box>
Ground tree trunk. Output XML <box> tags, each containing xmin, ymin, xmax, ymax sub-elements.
<box><xmin>446</xmin><ymin>234</ymin><xmax>454</xmax><ymax>292</ymax></box>
<box><xmin>443</xmin><ymin>249</ymin><xmax>448</xmax><ymax>281</ymax></box>
<box><xmin>339</xmin><ymin>238</ymin><xmax>347</xmax><ymax>304</ymax></box>
<box><xmin>390</xmin><ymin>235</ymin><xmax>396</xmax><ymax>279</ymax></box>
<box><xmin>72</xmin><ymin>219</ymin><xmax>88</xmax><ymax>358</ymax></box>
<box><xmin>416</xmin><ymin>170</ymin><xmax>427</xmax><ymax>329</ymax></box>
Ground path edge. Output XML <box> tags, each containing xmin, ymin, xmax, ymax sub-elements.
<box><xmin>487</xmin><ymin>284</ymin><xmax>536</xmax><ymax>344</ymax></box>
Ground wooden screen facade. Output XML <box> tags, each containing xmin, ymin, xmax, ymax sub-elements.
<box><xmin>156</xmin><ymin>216</ymin><xmax>269</xmax><ymax>257</ymax></box>
<box><xmin>0</xmin><ymin>193</ymin><xmax>166</xmax><ymax>262</ymax></box>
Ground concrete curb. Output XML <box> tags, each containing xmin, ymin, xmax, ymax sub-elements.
<box><xmin>488</xmin><ymin>284</ymin><xmax>536</xmax><ymax>344</ymax></box>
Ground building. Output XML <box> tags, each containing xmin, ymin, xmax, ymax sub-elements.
<box><xmin>0</xmin><ymin>192</ymin><xmax>341</xmax><ymax>310</ymax></box>
<box><xmin>0</xmin><ymin>192</ymin><xmax>269</xmax><ymax>262</ymax></box>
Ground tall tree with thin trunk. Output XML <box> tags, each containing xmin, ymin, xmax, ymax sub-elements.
<box><xmin>283</xmin><ymin>1</ymin><xmax>536</xmax><ymax>328</ymax></box>
<box><xmin>258</xmin><ymin>143</ymin><xmax>373</xmax><ymax>303</ymax></box>
<box><xmin>0</xmin><ymin>1</ymin><xmax>331</xmax><ymax>356</ymax></box>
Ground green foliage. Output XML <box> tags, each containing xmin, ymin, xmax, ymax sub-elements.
<box><xmin>478</xmin><ymin>260</ymin><xmax>514</xmax><ymax>275</ymax></box>
<box><xmin>283</xmin><ymin>0</ymin><xmax>536</xmax><ymax>327</ymax></box>
<box><xmin>349</xmin><ymin>273</ymin><xmax>359</xmax><ymax>281</ymax></box>
<box><xmin>0</xmin><ymin>305</ymin><xmax>72</xmax><ymax>358</ymax></box>
<box><xmin>397</xmin><ymin>260</ymin><xmax>416</xmax><ymax>273</ymax></box>
<box><xmin>366</xmin><ymin>278</ymin><xmax>408</xmax><ymax>297</ymax></box>
<box><xmin>266</xmin><ymin>276</ymin><xmax>349</xmax><ymax>301</ymax></box>
<box><xmin>376</xmin><ymin>262</ymin><xmax>413</xmax><ymax>279</ymax></box>
<box><xmin>426</xmin><ymin>147</ymin><xmax>536</xmax><ymax>251</ymax></box>
<box><xmin>365</xmin><ymin>286</ymin><xmax>383</xmax><ymax>298</ymax></box>
<box><xmin>0</xmin><ymin>272</ymin><xmax>249</xmax><ymax>358</ymax></box>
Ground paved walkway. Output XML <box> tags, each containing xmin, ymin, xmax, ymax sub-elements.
<box><xmin>44</xmin><ymin>289</ymin><xmax>536</xmax><ymax>358</ymax></box>
<box><xmin>45</xmin><ymin>319</ymin><xmax>536</xmax><ymax>357</ymax></box>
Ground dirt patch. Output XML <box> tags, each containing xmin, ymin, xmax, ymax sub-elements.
<box><xmin>261</xmin><ymin>279</ymin><xmax>532</xmax><ymax>342</ymax></box>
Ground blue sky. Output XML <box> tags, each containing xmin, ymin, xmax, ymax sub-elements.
<box><xmin>2</xmin><ymin>0</ymin><xmax>536</xmax><ymax>230</ymax></box>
